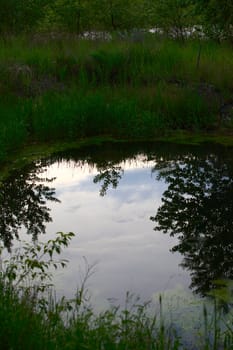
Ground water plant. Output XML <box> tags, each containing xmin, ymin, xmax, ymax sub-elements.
<box><xmin>0</xmin><ymin>233</ymin><xmax>233</xmax><ymax>349</ymax></box>
<box><xmin>0</xmin><ymin>35</ymin><xmax>232</xmax><ymax>165</ymax></box>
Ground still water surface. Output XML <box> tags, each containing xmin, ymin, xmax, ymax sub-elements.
<box><xmin>1</xmin><ymin>142</ymin><xmax>233</xmax><ymax>308</ymax></box>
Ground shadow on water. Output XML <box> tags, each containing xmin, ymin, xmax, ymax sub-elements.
<box><xmin>150</xmin><ymin>147</ymin><xmax>233</xmax><ymax>297</ymax></box>
<box><xmin>0</xmin><ymin>160</ymin><xmax>59</xmax><ymax>250</ymax></box>
<box><xmin>0</xmin><ymin>141</ymin><xmax>233</xmax><ymax>298</ymax></box>
<box><xmin>69</xmin><ymin>142</ymin><xmax>233</xmax><ymax>297</ymax></box>
<box><xmin>0</xmin><ymin>143</ymin><xmax>146</xmax><ymax>249</ymax></box>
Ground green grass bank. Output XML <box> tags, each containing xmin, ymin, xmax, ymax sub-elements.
<box><xmin>0</xmin><ymin>35</ymin><xmax>233</xmax><ymax>348</ymax></box>
<box><xmin>1</xmin><ymin>232</ymin><xmax>233</xmax><ymax>350</ymax></box>
<box><xmin>0</xmin><ymin>34</ymin><xmax>233</xmax><ymax>165</ymax></box>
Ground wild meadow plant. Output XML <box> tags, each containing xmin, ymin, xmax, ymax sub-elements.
<box><xmin>0</xmin><ymin>99</ymin><xmax>28</xmax><ymax>161</ymax></box>
<box><xmin>0</xmin><ymin>84</ymin><xmax>216</xmax><ymax>163</ymax></box>
<box><xmin>0</xmin><ymin>35</ymin><xmax>232</xmax><ymax>163</ymax></box>
<box><xmin>0</xmin><ymin>232</ymin><xmax>233</xmax><ymax>350</ymax></box>
<box><xmin>1</xmin><ymin>36</ymin><xmax>233</xmax><ymax>91</ymax></box>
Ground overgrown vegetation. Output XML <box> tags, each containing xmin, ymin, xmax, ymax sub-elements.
<box><xmin>0</xmin><ymin>1</ymin><xmax>232</xmax><ymax>347</ymax></box>
<box><xmin>0</xmin><ymin>1</ymin><xmax>232</xmax><ymax>163</ymax></box>
<box><xmin>0</xmin><ymin>35</ymin><xmax>232</xmax><ymax>163</ymax></box>
<box><xmin>0</xmin><ymin>0</ymin><xmax>232</xmax><ymax>42</ymax></box>
<box><xmin>1</xmin><ymin>232</ymin><xmax>233</xmax><ymax>350</ymax></box>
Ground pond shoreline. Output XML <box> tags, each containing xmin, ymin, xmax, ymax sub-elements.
<box><xmin>1</xmin><ymin>131</ymin><xmax>233</xmax><ymax>182</ymax></box>
<box><xmin>1</xmin><ymin>36</ymin><xmax>233</xmax><ymax>171</ymax></box>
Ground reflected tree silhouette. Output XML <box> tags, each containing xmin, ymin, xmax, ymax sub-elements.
<box><xmin>151</xmin><ymin>153</ymin><xmax>233</xmax><ymax>296</ymax></box>
<box><xmin>93</xmin><ymin>163</ymin><xmax>124</xmax><ymax>196</ymax></box>
<box><xmin>2</xmin><ymin>141</ymin><xmax>233</xmax><ymax>296</ymax></box>
<box><xmin>0</xmin><ymin>162</ymin><xmax>60</xmax><ymax>250</ymax></box>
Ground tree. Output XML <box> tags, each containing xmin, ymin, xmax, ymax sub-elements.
<box><xmin>0</xmin><ymin>0</ymin><xmax>20</xmax><ymax>34</ymax></box>
<box><xmin>151</xmin><ymin>0</ymin><xmax>196</xmax><ymax>41</ymax></box>
<box><xmin>46</xmin><ymin>0</ymin><xmax>92</xmax><ymax>33</ymax></box>
<box><xmin>0</xmin><ymin>0</ymin><xmax>51</xmax><ymax>34</ymax></box>
<box><xmin>151</xmin><ymin>150</ymin><xmax>233</xmax><ymax>296</ymax></box>
<box><xmin>88</xmin><ymin>0</ymin><xmax>146</xmax><ymax>32</ymax></box>
<box><xmin>194</xmin><ymin>0</ymin><xmax>233</xmax><ymax>42</ymax></box>
<box><xmin>0</xmin><ymin>161</ymin><xmax>59</xmax><ymax>250</ymax></box>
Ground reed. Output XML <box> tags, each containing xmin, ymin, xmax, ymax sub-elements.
<box><xmin>0</xmin><ymin>85</ymin><xmax>217</xmax><ymax>163</ymax></box>
<box><xmin>0</xmin><ymin>35</ymin><xmax>232</xmax><ymax>163</ymax></box>
<box><xmin>1</xmin><ymin>36</ymin><xmax>233</xmax><ymax>90</ymax></box>
<box><xmin>0</xmin><ymin>234</ymin><xmax>233</xmax><ymax>350</ymax></box>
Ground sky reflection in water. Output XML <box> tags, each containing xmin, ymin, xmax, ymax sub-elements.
<box><xmin>30</xmin><ymin>156</ymin><xmax>190</xmax><ymax>306</ymax></box>
<box><xmin>5</xmin><ymin>142</ymin><xmax>232</xmax><ymax>311</ymax></box>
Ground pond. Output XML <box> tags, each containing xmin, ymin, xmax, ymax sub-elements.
<box><xmin>1</xmin><ymin>141</ymin><xmax>233</xmax><ymax>309</ymax></box>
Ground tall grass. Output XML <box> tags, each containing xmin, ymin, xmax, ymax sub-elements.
<box><xmin>0</xmin><ymin>233</ymin><xmax>233</xmax><ymax>350</ymax></box>
<box><xmin>0</xmin><ymin>34</ymin><xmax>232</xmax><ymax>163</ymax></box>
<box><xmin>0</xmin><ymin>99</ymin><xmax>28</xmax><ymax>160</ymax></box>
<box><xmin>0</xmin><ymin>84</ymin><xmax>215</xmax><ymax>163</ymax></box>
<box><xmin>0</xmin><ymin>35</ymin><xmax>233</xmax><ymax>91</ymax></box>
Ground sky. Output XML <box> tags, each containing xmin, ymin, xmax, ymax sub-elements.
<box><xmin>20</xmin><ymin>155</ymin><xmax>191</xmax><ymax>308</ymax></box>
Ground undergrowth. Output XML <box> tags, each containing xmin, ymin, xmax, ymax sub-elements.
<box><xmin>0</xmin><ymin>233</ymin><xmax>233</xmax><ymax>350</ymax></box>
<box><xmin>0</xmin><ymin>34</ymin><xmax>232</xmax><ymax>163</ymax></box>
<box><xmin>0</xmin><ymin>86</ymin><xmax>216</xmax><ymax>162</ymax></box>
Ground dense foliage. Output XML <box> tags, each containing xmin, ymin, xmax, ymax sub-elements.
<box><xmin>0</xmin><ymin>232</ymin><xmax>233</xmax><ymax>349</ymax></box>
<box><xmin>0</xmin><ymin>35</ymin><xmax>232</xmax><ymax>164</ymax></box>
<box><xmin>0</xmin><ymin>0</ymin><xmax>232</xmax><ymax>41</ymax></box>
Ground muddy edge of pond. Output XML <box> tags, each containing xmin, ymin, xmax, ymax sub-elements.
<box><xmin>1</xmin><ymin>132</ymin><xmax>233</xmax><ymax>182</ymax></box>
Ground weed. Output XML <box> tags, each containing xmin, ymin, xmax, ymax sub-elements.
<box><xmin>0</xmin><ymin>35</ymin><xmax>232</xmax><ymax>164</ymax></box>
<box><xmin>0</xmin><ymin>234</ymin><xmax>233</xmax><ymax>349</ymax></box>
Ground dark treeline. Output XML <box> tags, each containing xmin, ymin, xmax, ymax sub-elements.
<box><xmin>0</xmin><ymin>0</ymin><xmax>233</xmax><ymax>42</ymax></box>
